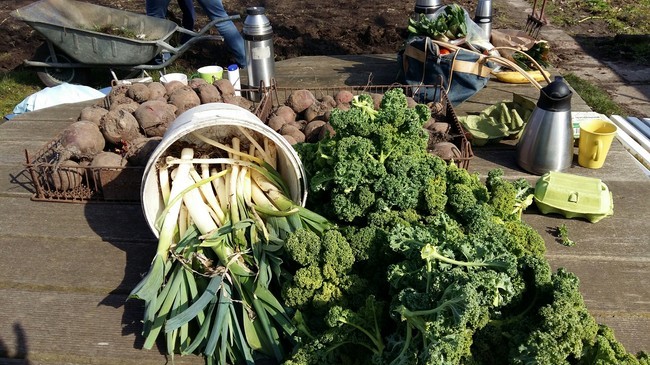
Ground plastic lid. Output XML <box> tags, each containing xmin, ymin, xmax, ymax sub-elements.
<box><xmin>246</xmin><ymin>7</ymin><xmax>265</xmax><ymax>15</ymax></box>
<box><xmin>537</xmin><ymin>76</ymin><xmax>573</xmax><ymax>112</ymax></box>
<box><xmin>227</xmin><ymin>64</ymin><xmax>239</xmax><ymax>71</ymax></box>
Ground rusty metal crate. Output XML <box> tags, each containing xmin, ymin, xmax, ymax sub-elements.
<box><xmin>263</xmin><ymin>82</ymin><xmax>474</xmax><ymax>169</ymax></box>
<box><xmin>24</xmin><ymin>87</ymin><xmax>269</xmax><ymax>203</ymax></box>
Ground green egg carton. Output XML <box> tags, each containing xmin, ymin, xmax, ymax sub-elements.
<box><xmin>533</xmin><ymin>171</ymin><xmax>614</xmax><ymax>223</ymax></box>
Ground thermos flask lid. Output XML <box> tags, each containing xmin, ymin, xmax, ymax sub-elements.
<box><xmin>537</xmin><ymin>76</ymin><xmax>573</xmax><ymax>112</ymax></box>
<box><xmin>246</xmin><ymin>7</ymin><xmax>265</xmax><ymax>15</ymax></box>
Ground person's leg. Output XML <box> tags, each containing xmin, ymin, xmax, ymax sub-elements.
<box><xmin>145</xmin><ymin>0</ymin><xmax>172</xmax><ymax>19</ymax></box>
<box><xmin>176</xmin><ymin>0</ymin><xmax>196</xmax><ymax>31</ymax></box>
<box><xmin>146</xmin><ymin>0</ymin><xmax>174</xmax><ymax>64</ymax></box>
<box><xmin>176</xmin><ymin>0</ymin><xmax>196</xmax><ymax>43</ymax></box>
<box><xmin>195</xmin><ymin>0</ymin><xmax>246</xmax><ymax>66</ymax></box>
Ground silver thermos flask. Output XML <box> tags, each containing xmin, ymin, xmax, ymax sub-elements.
<box><xmin>413</xmin><ymin>0</ymin><xmax>443</xmax><ymax>21</ymax></box>
<box><xmin>474</xmin><ymin>0</ymin><xmax>492</xmax><ymax>40</ymax></box>
<box><xmin>243</xmin><ymin>7</ymin><xmax>275</xmax><ymax>101</ymax></box>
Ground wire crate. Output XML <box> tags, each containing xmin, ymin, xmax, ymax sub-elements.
<box><xmin>24</xmin><ymin>87</ymin><xmax>269</xmax><ymax>203</ymax></box>
<box><xmin>262</xmin><ymin>82</ymin><xmax>473</xmax><ymax>169</ymax></box>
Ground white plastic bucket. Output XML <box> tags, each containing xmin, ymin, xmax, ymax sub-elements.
<box><xmin>141</xmin><ymin>103</ymin><xmax>308</xmax><ymax>237</ymax></box>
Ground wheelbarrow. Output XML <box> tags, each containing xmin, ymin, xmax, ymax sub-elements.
<box><xmin>11</xmin><ymin>0</ymin><xmax>239</xmax><ymax>86</ymax></box>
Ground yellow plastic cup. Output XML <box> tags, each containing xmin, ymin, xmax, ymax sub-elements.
<box><xmin>578</xmin><ymin>119</ymin><xmax>618</xmax><ymax>169</ymax></box>
<box><xmin>197</xmin><ymin>66</ymin><xmax>223</xmax><ymax>83</ymax></box>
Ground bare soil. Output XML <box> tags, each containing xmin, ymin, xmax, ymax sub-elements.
<box><xmin>0</xmin><ymin>0</ymin><xmax>641</xmax><ymax>77</ymax></box>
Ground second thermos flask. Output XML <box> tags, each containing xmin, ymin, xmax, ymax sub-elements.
<box><xmin>243</xmin><ymin>7</ymin><xmax>275</xmax><ymax>101</ymax></box>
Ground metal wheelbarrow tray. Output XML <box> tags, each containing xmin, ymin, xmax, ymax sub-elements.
<box><xmin>11</xmin><ymin>0</ymin><xmax>236</xmax><ymax>67</ymax></box>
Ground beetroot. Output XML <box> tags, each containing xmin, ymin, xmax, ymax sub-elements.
<box><xmin>99</xmin><ymin>109</ymin><xmax>143</xmax><ymax>145</ymax></box>
<box><xmin>286</xmin><ymin>89</ymin><xmax>316</xmax><ymax>114</ymax></box>
<box><xmin>47</xmin><ymin>159</ymin><xmax>83</xmax><ymax>191</ymax></box>
<box><xmin>56</xmin><ymin>121</ymin><xmax>106</xmax><ymax>162</ymax></box>
<box><xmin>134</xmin><ymin>100</ymin><xmax>177</xmax><ymax>137</ymax></box>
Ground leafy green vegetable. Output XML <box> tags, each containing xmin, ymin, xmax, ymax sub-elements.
<box><xmin>406</xmin><ymin>4</ymin><xmax>469</xmax><ymax>42</ymax></box>
<box><xmin>557</xmin><ymin>224</ymin><xmax>576</xmax><ymax>247</ymax></box>
<box><xmin>295</xmin><ymin>88</ymin><xmax>445</xmax><ymax>224</ymax></box>
<box><xmin>284</xmin><ymin>88</ymin><xmax>648</xmax><ymax>365</ymax></box>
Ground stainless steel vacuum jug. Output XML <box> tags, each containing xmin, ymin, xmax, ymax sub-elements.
<box><xmin>516</xmin><ymin>76</ymin><xmax>574</xmax><ymax>175</ymax></box>
<box><xmin>413</xmin><ymin>0</ymin><xmax>443</xmax><ymax>20</ymax></box>
<box><xmin>474</xmin><ymin>0</ymin><xmax>492</xmax><ymax>40</ymax></box>
<box><xmin>243</xmin><ymin>7</ymin><xmax>275</xmax><ymax>101</ymax></box>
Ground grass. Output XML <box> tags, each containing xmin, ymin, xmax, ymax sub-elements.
<box><xmin>548</xmin><ymin>0</ymin><xmax>650</xmax><ymax>34</ymax></box>
<box><xmin>0</xmin><ymin>71</ymin><xmax>42</xmax><ymax>117</ymax></box>
<box><xmin>563</xmin><ymin>73</ymin><xmax>627</xmax><ymax>116</ymax></box>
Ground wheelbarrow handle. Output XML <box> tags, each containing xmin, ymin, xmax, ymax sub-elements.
<box><xmin>153</xmin><ymin>14</ymin><xmax>240</xmax><ymax>56</ymax></box>
<box><xmin>190</xmin><ymin>14</ymin><xmax>241</xmax><ymax>37</ymax></box>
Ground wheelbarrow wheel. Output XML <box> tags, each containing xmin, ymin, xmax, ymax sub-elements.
<box><xmin>34</xmin><ymin>44</ymin><xmax>89</xmax><ymax>87</ymax></box>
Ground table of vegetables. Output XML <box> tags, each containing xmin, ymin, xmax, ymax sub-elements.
<box><xmin>25</xmin><ymin>73</ymin><xmax>648</xmax><ymax>365</ymax></box>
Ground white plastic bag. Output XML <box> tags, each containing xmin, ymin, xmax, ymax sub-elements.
<box><xmin>12</xmin><ymin>83</ymin><xmax>105</xmax><ymax>115</ymax></box>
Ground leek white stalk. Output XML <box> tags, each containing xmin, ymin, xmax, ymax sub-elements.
<box><xmin>229</xmin><ymin>162</ymin><xmax>240</xmax><ymax>224</ymax></box>
<box><xmin>211</xmin><ymin>168</ymin><xmax>229</xmax><ymax>215</ymax></box>
<box><xmin>178</xmin><ymin>205</ymin><xmax>188</xmax><ymax>238</ymax></box>
<box><xmin>159</xmin><ymin>166</ymin><xmax>171</xmax><ymax>205</ymax></box>
<box><xmin>191</xmin><ymin>164</ymin><xmax>225</xmax><ymax>226</ymax></box>
<box><xmin>264</xmin><ymin>138</ymin><xmax>277</xmax><ymax>169</ymax></box>
<box><xmin>158</xmin><ymin>148</ymin><xmax>195</xmax><ymax>259</ymax></box>
<box><xmin>182</xmin><ymin>176</ymin><xmax>219</xmax><ymax>236</ymax></box>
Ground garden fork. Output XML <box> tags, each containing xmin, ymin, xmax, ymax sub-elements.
<box><xmin>525</xmin><ymin>0</ymin><xmax>548</xmax><ymax>38</ymax></box>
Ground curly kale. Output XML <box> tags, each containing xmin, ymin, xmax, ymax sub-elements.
<box><xmin>503</xmin><ymin>220</ymin><xmax>546</xmax><ymax>258</ymax></box>
<box><xmin>285</xmin><ymin>89</ymin><xmax>645</xmax><ymax>365</ymax></box>
<box><xmin>445</xmin><ymin>162</ymin><xmax>490</xmax><ymax>224</ymax></box>
<box><xmin>511</xmin><ymin>268</ymin><xmax>599</xmax><ymax>364</ymax></box>
<box><xmin>281</xmin><ymin>228</ymin><xmax>362</xmax><ymax>323</ymax></box>
<box><xmin>283</xmin><ymin>296</ymin><xmax>387</xmax><ymax>365</ymax></box>
<box><xmin>485</xmin><ymin>169</ymin><xmax>535</xmax><ymax>221</ymax></box>
<box><xmin>296</xmin><ymin>88</ymin><xmax>444</xmax><ymax>224</ymax></box>
<box><xmin>471</xmin><ymin>267</ymin><xmax>601</xmax><ymax>365</ymax></box>
<box><xmin>579</xmin><ymin>324</ymin><xmax>650</xmax><ymax>365</ymax></box>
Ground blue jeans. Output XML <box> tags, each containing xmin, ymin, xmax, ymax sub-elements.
<box><xmin>176</xmin><ymin>0</ymin><xmax>195</xmax><ymax>35</ymax></box>
<box><xmin>146</xmin><ymin>0</ymin><xmax>194</xmax><ymax>43</ymax></box>
<box><xmin>195</xmin><ymin>0</ymin><xmax>246</xmax><ymax>66</ymax></box>
<box><xmin>146</xmin><ymin>0</ymin><xmax>246</xmax><ymax>66</ymax></box>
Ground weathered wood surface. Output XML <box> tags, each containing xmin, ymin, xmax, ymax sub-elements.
<box><xmin>0</xmin><ymin>55</ymin><xmax>647</xmax><ymax>364</ymax></box>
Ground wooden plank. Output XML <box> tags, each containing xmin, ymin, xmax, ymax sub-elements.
<box><xmin>275</xmin><ymin>56</ymin><xmax>398</xmax><ymax>88</ymax></box>
<box><xmin>0</xmin><ymin>165</ymin><xmax>35</xmax><ymax>198</ymax></box>
<box><xmin>0</xmin><ymin>197</ymin><xmax>155</xmax><ymax>243</ymax></box>
<box><xmin>0</xmin><ymin>236</ymin><xmax>154</xmax><ymax>295</ymax></box>
<box><xmin>0</xmin><ymin>289</ymin><xmax>204</xmax><ymax>365</ymax></box>
<box><xmin>0</xmin><ymin>120</ymin><xmax>71</xmax><ymax>143</ymax></box>
<box><xmin>0</xmin><ymin>141</ymin><xmax>53</xmax><ymax>166</ymax></box>
<box><xmin>9</xmin><ymin>99</ymin><xmax>101</xmax><ymax>122</ymax></box>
